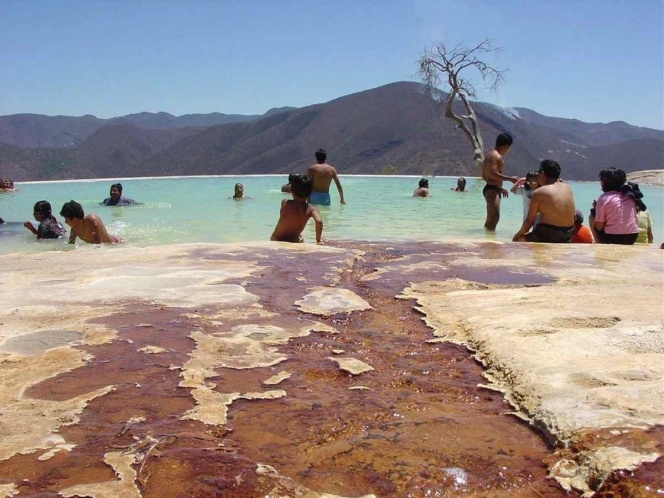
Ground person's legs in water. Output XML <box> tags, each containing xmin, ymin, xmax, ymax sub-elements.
<box><xmin>483</xmin><ymin>186</ymin><xmax>501</xmax><ymax>231</ymax></box>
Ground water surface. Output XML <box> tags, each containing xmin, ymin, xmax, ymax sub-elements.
<box><xmin>1</xmin><ymin>175</ymin><xmax>661</xmax><ymax>255</ymax></box>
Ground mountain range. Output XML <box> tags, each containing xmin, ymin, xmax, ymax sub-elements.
<box><xmin>1</xmin><ymin>82</ymin><xmax>662</xmax><ymax>181</ymax></box>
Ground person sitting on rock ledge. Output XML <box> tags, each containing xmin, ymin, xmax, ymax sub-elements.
<box><xmin>270</xmin><ymin>174</ymin><xmax>323</xmax><ymax>243</ymax></box>
<box><xmin>513</xmin><ymin>159</ymin><xmax>576</xmax><ymax>243</ymax></box>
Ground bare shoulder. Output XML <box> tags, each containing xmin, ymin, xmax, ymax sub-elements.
<box><xmin>482</xmin><ymin>150</ymin><xmax>500</xmax><ymax>168</ymax></box>
<box><xmin>485</xmin><ymin>149</ymin><xmax>499</xmax><ymax>161</ymax></box>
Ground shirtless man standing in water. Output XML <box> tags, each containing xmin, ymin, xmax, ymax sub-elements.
<box><xmin>307</xmin><ymin>149</ymin><xmax>346</xmax><ymax>205</ymax></box>
<box><xmin>60</xmin><ymin>200</ymin><xmax>122</xmax><ymax>244</ymax></box>
<box><xmin>481</xmin><ymin>133</ymin><xmax>518</xmax><ymax>230</ymax></box>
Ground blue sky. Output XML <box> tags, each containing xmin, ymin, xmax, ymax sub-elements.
<box><xmin>1</xmin><ymin>0</ymin><xmax>662</xmax><ymax>129</ymax></box>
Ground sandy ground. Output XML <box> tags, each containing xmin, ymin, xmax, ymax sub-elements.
<box><xmin>0</xmin><ymin>241</ymin><xmax>662</xmax><ymax>497</ymax></box>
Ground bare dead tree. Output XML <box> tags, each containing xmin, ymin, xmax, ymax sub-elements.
<box><xmin>418</xmin><ymin>39</ymin><xmax>508</xmax><ymax>171</ymax></box>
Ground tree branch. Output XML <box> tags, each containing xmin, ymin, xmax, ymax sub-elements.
<box><xmin>418</xmin><ymin>38</ymin><xmax>508</xmax><ymax>166</ymax></box>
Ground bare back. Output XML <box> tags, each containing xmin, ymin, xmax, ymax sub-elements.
<box><xmin>481</xmin><ymin>150</ymin><xmax>505</xmax><ymax>187</ymax></box>
<box><xmin>271</xmin><ymin>199</ymin><xmax>319</xmax><ymax>243</ymax></box>
<box><xmin>307</xmin><ymin>163</ymin><xmax>337</xmax><ymax>192</ymax></box>
<box><xmin>529</xmin><ymin>182</ymin><xmax>576</xmax><ymax>227</ymax></box>
<box><xmin>70</xmin><ymin>214</ymin><xmax>120</xmax><ymax>244</ymax></box>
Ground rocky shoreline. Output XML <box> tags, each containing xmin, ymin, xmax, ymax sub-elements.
<box><xmin>627</xmin><ymin>169</ymin><xmax>664</xmax><ymax>187</ymax></box>
<box><xmin>0</xmin><ymin>241</ymin><xmax>662</xmax><ymax>496</ymax></box>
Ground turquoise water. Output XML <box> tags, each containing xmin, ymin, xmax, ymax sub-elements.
<box><xmin>1</xmin><ymin>175</ymin><xmax>662</xmax><ymax>255</ymax></box>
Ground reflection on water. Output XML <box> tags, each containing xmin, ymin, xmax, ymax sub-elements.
<box><xmin>1</xmin><ymin>175</ymin><xmax>662</xmax><ymax>254</ymax></box>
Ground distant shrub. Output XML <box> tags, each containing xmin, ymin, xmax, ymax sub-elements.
<box><xmin>381</xmin><ymin>165</ymin><xmax>397</xmax><ymax>175</ymax></box>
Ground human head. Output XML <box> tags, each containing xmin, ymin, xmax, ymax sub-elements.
<box><xmin>574</xmin><ymin>209</ymin><xmax>584</xmax><ymax>226</ymax></box>
<box><xmin>60</xmin><ymin>200</ymin><xmax>85</xmax><ymax>220</ymax></box>
<box><xmin>495</xmin><ymin>133</ymin><xmax>513</xmax><ymax>149</ymax></box>
<box><xmin>288</xmin><ymin>173</ymin><xmax>297</xmax><ymax>184</ymax></box>
<box><xmin>290</xmin><ymin>174</ymin><xmax>313</xmax><ymax>199</ymax></box>
<box><xmin>524</xmin><ymin>170</ymin><xmax>539</xmax><ymax>190</ymax></box>
<box><xmin>234</xmin><ymin>183</ymin><xmax>244</xmax><ymax>198</ymax></box>
<box><xmin>315</xmin><ymin>148</ymin><xmax>327</xmax><ymax>163</ymax></box>
<box><xmin>538</xmin><ymin>160</ymin><xmax>561</xmax><ymax>181</ymax></box>
<box><xmin>419</xmin><ymin>178</ymin><xmax>429</xmax><ymax>188</ymax></box>
<box><xmin>599</xmin><ymin>168</ymin><xmax>626</xmax><ymax>192</ymax></box>
<box><xmin>33</xmin><ymin>200</ymin><xmax>53</xmax><ymax>220</ymax></box>
<box><xmin>110</xmin><ymin>183</ymin><xmax>123</xmax><ymax>199</ymax></box>
<box><xmin>456</xmin><ymin>177</ymin><xmax>466</xmax><ymax>191</ymax></box>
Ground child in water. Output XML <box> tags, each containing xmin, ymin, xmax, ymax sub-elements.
<box><xmin>511</xmin><ymin>171</ymin><xmax>540</xmax><ymax>225</ymax></box>
<box><xmin>60</xmin><ymin>200</ymin><xmax>122</xmax><ymax>244</ymax></box>
<box><xmin>270</xmin><ymin>174</ymin><xmax>323</xmax><ymax>243</ymax></box>
<box><xmin>24</xmin><ymin>200</ymin><xmax>66</xmax><ymax>239</ymax></box>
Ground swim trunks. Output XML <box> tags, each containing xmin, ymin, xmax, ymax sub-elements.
<box><xmin>309</xmin><ymin>192</ymin><xmax>331</xmax><ymax>205</ymax></box>
<box><xmin>482</xmin><ymin>184</ymin><xmax>502</xmax><ymax>196</ymax></box>
<box><xmin>524</xmin><ymin>223</ymin><xmax>574</xmax><ymax>243</ymax></box>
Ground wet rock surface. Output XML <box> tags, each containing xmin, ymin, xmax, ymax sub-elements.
<box><xmin>0</xmin><ymin>241</ymin><xmax>661</xmax><ymax>497</ymax></box>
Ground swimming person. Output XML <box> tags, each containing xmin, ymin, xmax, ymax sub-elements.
<box><xmin>413</xmin><ymin>178</ymin><xmax>429</xmax><ymax>197</ymax></box>
<box><xmin>60</xmin><ymin>200</ymin><xmax>122</xmax><ymax>244</ymax></box>
<box><xmin>233</xmin><ymin>183</ymin><xmax>244</xmax><ymax>200</ymax></box>
<box><xmin>281</xmin><ymin>173</ymin><xmax>297</xmax><ymax>193</ymax></box>
<box><xmin>24</xmin><ymin>200</ymin><xmax>66</xmax><ymax>239</ymax></box>
<box><xmin>0</xmin><ymin>179</ymin><xmax>17</xmax><ymax>191</ymax></box>
<box><xmin>451</xmin><ymin>177</ymin><xmax>466</xmax><ymax>192</ymax></box>
<box><xmin>307</xmin><ymin>148</ymin><xmax>345</xmax><ymax>205</ymax></box>
<box><xmin>101</xmin><ymin>183</ymin><xmax>139</xmax><ymax>206</ymax></box>
<box><xmin>270</xmin><ymin>174</ymin><xmax>323</xmax><ymax>243</ymax></box>
<box><xmin>512</xmin><ymin>160</ymin><xmax>576</xmax><ymax>243</ymax></box>
<box><xmin>481</xmin><ymin>133</ymin><xmax>519</xmax><ymax>230</ymax></box>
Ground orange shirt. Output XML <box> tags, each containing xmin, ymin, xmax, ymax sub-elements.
<box><xmin>572</xmin><ymin>225</ymin><xmax>593</xmax><ymax>243</ymax></box>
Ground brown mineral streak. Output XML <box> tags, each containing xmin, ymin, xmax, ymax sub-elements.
<box><xmin>0</xmin><ymin>242</ymin><xmax>661</xmax><ymax>497</ymax></box>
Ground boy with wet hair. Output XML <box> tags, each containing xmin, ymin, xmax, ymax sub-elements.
<box><xmin>60</xmin><ymin>200</ymin><xmax>122</xmax><ymax>244</ymax></box>
<box><xmin>270</xmin><ymin>175</ymin><xmax>323</xmax><ymax>243</ymax></box>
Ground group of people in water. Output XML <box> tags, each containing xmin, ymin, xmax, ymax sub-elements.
<box><xmin>4</xmin><ymin>143</ymin><xmax>658</xmax><ymax>247</ymax></box>
<box><xmin>478</xmin><ymin>132</ymin><xmax>653</xmax><ymax>245</ymax></box>
<box><xmin>409</xmin><ymin>133</ymin><xmax>654</xmax><ymax>246</ymax></box>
